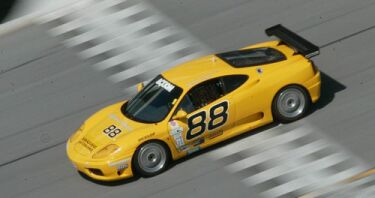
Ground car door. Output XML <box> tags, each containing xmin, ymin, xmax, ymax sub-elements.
<box><xmin>168</xmin><ymin>77</ymin><xmax>236</xmax><ymax>152</ymax></box>
<box><xmin>220</xmin><ymin>75</ymin><xmax>263</xmax><ymax>126</ymax></box>
<box><xmin>223</xmin><ymin>74</ymin><xmax>264</xmax><ymax>126</ymax></box>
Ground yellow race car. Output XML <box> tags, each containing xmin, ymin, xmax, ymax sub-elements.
<box><xmin>66</xmin><ymin>24</ymin><xmax>321</xmax><ymax>181</ymax></box>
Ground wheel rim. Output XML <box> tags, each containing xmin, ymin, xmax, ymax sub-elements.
<box><xmin>276</xmin><ymin>87</ymin><xmax>306</xmax><ymax>118</ymax></box>
<box><xmin>138</xmin><ymin>143</ymin><xmax>166</xmax><ymax>174</ymax></box>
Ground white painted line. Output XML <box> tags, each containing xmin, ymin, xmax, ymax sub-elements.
<box><xmin>94</xmin><ymin>0</ymin><xmax>127</xmax><ymax>9</ymax></box>
<box><xmin>49</xmin><ymin>18</ymin><xmax>87</xmax><ymax>36</ymax></box>
<box><xmin>79</xmin><ymin>38</ymin><xmax>121</xmax><ymax>59</ymax></box>
<box><xmin>208</xmin><ymin>130</ymin><xmax>276</xmax><ymax>160</ymax></box>
<box><xmin>261</xmin><ymin>177</ymin><xmax>308</xmax><ymax>198</ymax></box>
<box><xmin>310</xmin><ymin>175</ymin><xmax>375</xmax><ymax>197</ymax></box>
<box><xmin>116</xmin><ymin>51</ymin><xmax>204</xmax><ymax>87</ymax></box>
<box><xmin>225</xmin><ymin>145</ymin><xmax>286</xmax><ymax>173</ymax></box>
<box><xmin>47</xmin><ymin>0</ymin><xmax>139</xmax><ymax>35</ymax></box>
<box><xmin>107</xmin><ymin>4</ymin><xmax>147</xmax><ymax>20</ymax></box>
<box><xmin>108</xmin><ymin>42</ymin><xmax>193</xmax><ymax>82</ymax></box>
<box><xmin>242</xmin><ymin>140</ymin><xmax>330</xmax><ymax>185</ymax></box>
<box><xmin>210</xmin><ymin>126</ymin><xmax>312</xmax><ymax>160</ymax></box>
<box><xmin>37</xmin><ymin>0</ymin><xmax>92</xmax><ymax>23</ymax></box>
<box><xmin>0</xmin><ymin>14</ymin><xmax>36</xmax><ymax>37</ymax></box>
<box><xmin>92</xmin><ymin>38</ymin><xmax>191</xmax><ymax>71</ymax></box>
<box><xmin>62</xmin><ymin>16</ymin><xmax>161</xmax><ymax>48</ymax></box>
<box><xmin>208</xmin><ymin>122</ymin><xmax>371</xmax><ymax>197</ymax></box>
<box><xmin>64</xmin><ymin>30</ymin><xmax>101</xmax><ymax>47</ymax></box>
<box><xmin>109</xmin><ymin>52</ymin><xmax>203</xmax><ymax>92</ymax></box>
<box><xmin>109</xmin><ymin>15</ymin><xmax>161</xmax><ymax>34</ymax></box>
<box><xmin>318</xmin><ymin>166</ymin><xmax>366</xmax><ymax>188</ymax></box>
<box><xmin>80</xmin><ymin>28</ymin><xmax>176</xmax><ymax>59</ymax></box>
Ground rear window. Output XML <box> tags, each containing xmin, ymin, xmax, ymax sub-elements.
<box><xmin>216</xmin><ymin>47</ymin><xmax>286</xmax><ymax>68</ymax></box>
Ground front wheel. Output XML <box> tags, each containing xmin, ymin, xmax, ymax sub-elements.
<box><xmin>272</xmin><ymin>85</ymin><xmax>310</xmax><ymax>123</ymax></box>
<box><xmin>133</xmin><ymin>142</ymin><xmax>170</xmax><ymax>177</ymax></box>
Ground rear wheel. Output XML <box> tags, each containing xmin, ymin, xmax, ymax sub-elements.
<box><xmin>272</xmin><ymin>85</ymin><xmax>310</xmax><ymax>123</ymax></box>
<box><xmin>133</xmin><ymin>142</ymin><xmax>169</xmax><ymax>177</ymax></box>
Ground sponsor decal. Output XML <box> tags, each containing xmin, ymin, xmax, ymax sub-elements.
<box><xmin>78</xmin><ymin>137</ymin><xmax>97</xmax><ymax>152</ymax></box>
<box><xmin>192</xmin><ymin>138</ymin><xmax>204</xmax><ymax>146</ymax></box>
<box><xmin>187</xmin><ymin>146</ymin><xmax>200</xmax><ymax>155</ymax></box>
<box><xmin>155</xmin><ymin>78</ymin><xmax>175</xmax><ymax>92</ymax></box>
<box><xmin>177</xmin><ymin>145</ymin><xmax>189</xmax><ymax>152</ymax></box>
<box><xmin>169</xmin><ymin>120</ymin><xmax>185</xmax><ymax>150</ymax></box>
<box><xmin>138</xmin><ymin>132</ymin><xmax>155</xmax><ymax>142</ymax></box>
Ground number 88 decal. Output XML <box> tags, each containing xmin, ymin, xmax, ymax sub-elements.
<box><xmin>186</xmin><ymin>101</ymin><xmax>228</xmax><ymax>140</ymax></box>
<box><xmin>103</xmin><ymin>125</ymin><xmax>122</xmax><ymax>138</ymax></box>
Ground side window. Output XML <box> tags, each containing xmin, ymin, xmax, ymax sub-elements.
<box><xmin>178</xmin><ymin>95</ymin><xmax>195</xmax><ymax>114</ymax></box>
<box><xmin>221</xmin><ymin>75</ymin><xmax>248</xmax><ymax>94</ymax></box>
<box><xmin>176</xmin><ymin>78</ymin><xmax>224</xmax><ymax>114</ymax></box>
<box><xmin>188</xmin><ymin>78</ymin><xmax>224</xmax><ymax>109</ymax></box>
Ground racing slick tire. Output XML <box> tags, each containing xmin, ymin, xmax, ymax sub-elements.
<box><xmin>272</xmin><ymin>85</ymin><xmax>311</xmax><ymax>123</ymax></box>
<box><xmin>133</xmin><ymin>141</ymin><xmax>170</xmax><ymax>177</ymax></box>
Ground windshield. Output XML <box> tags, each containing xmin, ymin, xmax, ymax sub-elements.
<box><xmin>122</xmin><ymin>75</ymin><xmax>182</xmax><ymax>123</ymax></box>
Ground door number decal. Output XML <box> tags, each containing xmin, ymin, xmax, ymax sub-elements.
<box><xmin>186</xmin><ymin>101</ymin><xmax>228</xmax><ymax>140</ymax></box>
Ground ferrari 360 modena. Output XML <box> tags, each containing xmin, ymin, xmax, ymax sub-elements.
<box><xmin>66</xmin><ymin>24</ymin><xmax>321</xmax><ymax>181</ymax></box>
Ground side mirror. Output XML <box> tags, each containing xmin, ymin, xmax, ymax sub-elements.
<box><xmin>172</xmin><ymin>110</ymin><xmax>187</xmax><ymax>120</ymax></box>
<box><xmin>137</xmin><ymin>82</ymin><xmax>144</xmax><ymax>92</ymax></box>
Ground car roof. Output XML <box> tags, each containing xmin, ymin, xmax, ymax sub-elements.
<box><xmin>162</xmin><ymin>41</ymin><xmax>296</xmax><ymax>90</ymax></box>
<box><xmin>162</xmin><ymin>55</ymin><xmax>237</xmax><ymax>89</ymax></box>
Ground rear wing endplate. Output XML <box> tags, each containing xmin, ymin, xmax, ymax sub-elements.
<box><xmin>265</xmin><ymin>24</ymin><xmax>320</xmax><ymax>58</ymax></box>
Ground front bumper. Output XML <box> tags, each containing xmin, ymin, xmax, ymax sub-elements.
<box><xmin>66</xmin><ymin>142</ymin><xmax>134</xmax><ymax>181</ymax></box>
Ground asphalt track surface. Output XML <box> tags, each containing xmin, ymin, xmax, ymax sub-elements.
<box><xmin>1</xmin><ymin>0</ymin><xmax>375</xmax><ymax>197</ymax></box>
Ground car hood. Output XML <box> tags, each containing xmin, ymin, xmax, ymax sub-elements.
<box><xmin>73</xmin><ymin>102</ymin><xmax>150</xmax><ymax>157</ymax></box>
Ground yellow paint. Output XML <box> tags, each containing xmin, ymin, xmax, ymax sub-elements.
<box><xmin>67</xmin><ymin>40</ymin><xmax>321</xmax><ymax>181</ymax></box>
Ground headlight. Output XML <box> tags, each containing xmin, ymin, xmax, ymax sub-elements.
<box><xmin>69</xmin><ymin>123</ymin><xmax>85</xmax><ymax>143</ymax></box>
<box><xmin>92</xmin><ymin>144</ymin><xmax>120</xmax><ymax>159</ymax></box>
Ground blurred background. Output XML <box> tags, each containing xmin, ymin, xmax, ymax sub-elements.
<box><xmin>1</xmin><ymin>0</ymin><xmax>80</xmax><ymax>22</ymax></box>
<box><xmin>0</xmin><ymin>0</ymin><xmax>18</xmax><ymax>22</ymax></box>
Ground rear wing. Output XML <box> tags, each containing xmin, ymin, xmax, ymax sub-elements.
<box><xmin>265</xmin><ymin>24</ymin><xmax>320</xmax><ymax>58</ymax></box>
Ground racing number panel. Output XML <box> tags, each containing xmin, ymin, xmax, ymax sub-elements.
<box><xmin>186</xmin><ymin>101</ymin><xmax>229</xmax><ymax>140</ymax></box>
